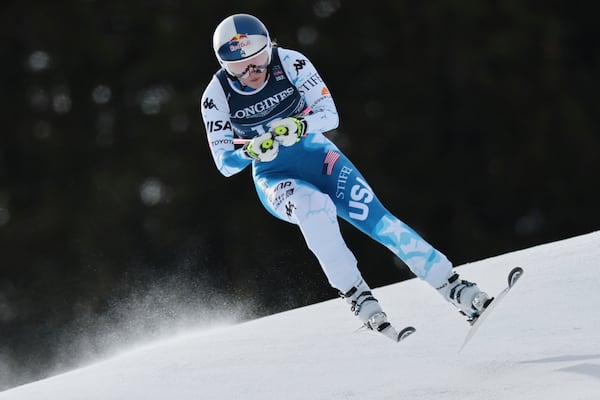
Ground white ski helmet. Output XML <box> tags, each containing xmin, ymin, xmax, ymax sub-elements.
<box><xmin>212</xmin><ymin>14</ymin><xmax>272</xmax><ymax>74</ymax></box>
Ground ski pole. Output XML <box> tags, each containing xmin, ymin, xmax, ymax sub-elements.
<box><xmin>233</xmin><ymin>138</ymin><xmax>251</xmax><ymax>145</ymax></box>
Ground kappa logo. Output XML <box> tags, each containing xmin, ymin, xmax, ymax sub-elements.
<box><xmin>293</xmin><ymin>59</ymin><xmax>307</xmax><ymax>75</ymax></box>
<box><xmin>285</xmin><ymin>201</ymin><xmax>296</xmax><ymax>217</ymax></box>
<box><xmin>203</xmin><ymin>98</ymin><xmax>217</xmax><ymax>110</ymax></box>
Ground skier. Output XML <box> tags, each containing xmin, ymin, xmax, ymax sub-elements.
<box><xmin>201</xmin><ymin>14</ymin><xmax>490</xmax><ymax>341</ymax></box>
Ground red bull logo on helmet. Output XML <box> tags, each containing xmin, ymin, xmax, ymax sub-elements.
<box><xmin>228</xmin><ymin>33</ymin><xmax>251</xmax><ymax>52</ymax></box>
<box><xmin>229</xmin><ymin>33</ymin><xmax>248</xmax><ymax>42</ymax></box>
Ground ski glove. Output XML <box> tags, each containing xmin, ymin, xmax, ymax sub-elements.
<box><xmin>268</xmin><ymin>117</ymin><xmax>306</xmax><ymax>147</ymax></box>
<box><xmin>243</xmin><ymin>132</ymin><xmax>279</xmax><ymax>162</ymax></box>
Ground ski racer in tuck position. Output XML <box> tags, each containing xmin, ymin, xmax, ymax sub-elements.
<box><xmin>201</xmin><ymin>14</ymin><xmax>490</xmax><ymax>341</ymax></box>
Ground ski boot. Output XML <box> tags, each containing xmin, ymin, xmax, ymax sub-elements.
<box><xmin>437</xmin><ymin>272</ymin><xmax>492</xmax><ymax>324</ymax></box>
<box><xmin>340</xmin><ymin>279</ymin><xmax>415</xmax><ymax>342</ymax></box>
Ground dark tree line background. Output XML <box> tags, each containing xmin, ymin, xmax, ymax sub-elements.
<box><xmin>1</xmin><ymin>0</ymin><xmax>599</xmax><ymax>390</ymax></box>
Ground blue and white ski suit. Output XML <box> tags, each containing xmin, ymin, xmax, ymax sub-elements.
<box><xmin>201</xmin><ymin>46</ymin><xmax>452</xmax><ymax>293</ymax></box>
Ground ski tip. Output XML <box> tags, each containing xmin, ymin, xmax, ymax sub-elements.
<box><xmin>397</xmin><ymin>326</ymin><xmax>416</xmax><ymax>342</ymax></box>
<box><xmin>508</xmin><ymin>267</ymin><xmax>524</xmax><ymax>287</ymax></box>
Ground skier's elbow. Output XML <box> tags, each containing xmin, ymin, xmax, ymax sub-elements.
<box><xmin>329</xmin><ymin>112</ymin><xmax>340</xmax><ymax>130</ymax></box>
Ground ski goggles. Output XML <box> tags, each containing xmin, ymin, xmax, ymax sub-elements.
<box><xmin>223</xmin><ymin>48</ymin><xmax>271</xmax><ymax>79</ymax></box>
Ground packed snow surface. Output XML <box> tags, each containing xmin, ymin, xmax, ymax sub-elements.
<box><xmin>2</xmin><ymin>231</ymin><xmax>599</xmax><ymax>399</ymax></box>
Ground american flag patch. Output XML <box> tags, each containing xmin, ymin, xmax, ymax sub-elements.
<box><xmin>323</xmin><ymin>150</ymin><xmax>341</xmax><ymax>175</ymax></box>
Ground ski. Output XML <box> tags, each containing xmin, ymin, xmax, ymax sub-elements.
<box><xmin>378</xmin><ymin>324</ymin><xmax>416</xmax><ymax>343</ymax></box>
<box><xmin>356</xmin><ymin>323</ymin><xmax>416</xmax><ymax>343</ymax></box>
<box><xmin>397</xmin><ymin>326</ymin><xmax>417</xmax><ymax>342</ymax></box>
<box><xmin>459</xmin><ymin>267</ymin><xmax>524</xmax><ymax>351</ymax></box>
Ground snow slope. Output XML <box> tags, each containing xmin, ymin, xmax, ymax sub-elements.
<box><xmin>2</xmin><ymin>231</ymin><xmax>600</xmax><ymax>399</ymax></box>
